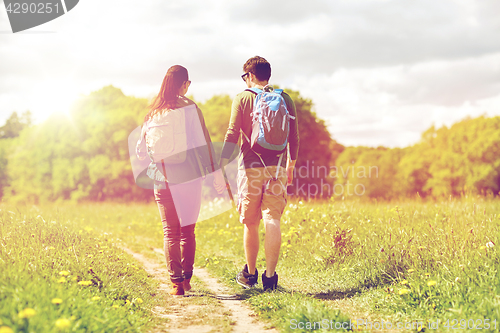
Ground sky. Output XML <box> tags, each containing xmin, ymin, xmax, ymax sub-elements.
<box><xmin>1</xmin><ymin>0</ymin><xmax>500</xmax><ymax>147</ymax></box>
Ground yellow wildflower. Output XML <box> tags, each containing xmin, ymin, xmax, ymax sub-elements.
<box><xmin>59</xmin><ymin>271</ymin><xmax>70</xmax><ymax>276</ymax></box>
<box><xmin>398</xmin><ymin>289</ymin><xmax>410</xmax><ymax>295</ymax></box>
<box><xmin>427</xmin><ymin>280</ymin><xmax>437</xmax><ymax>287</ymax></box>
<box><xmin>424</xmin><ymin>272</ymin><xmax>430</xmax><ymax>277</ymax></box>
<box><xmin>136</xmin><ymin>298</ymin><xmax>143</xmax><ymax>304</ymax></box>
<box><xmin>91</xmin><ymin>296</ymin><xmax>100</xmax><ymax>301</ymax></box>
<box><xmin>18</xmin><ymin>308</ymin><xmax>36</xmax><ymax>319</ymax></box>
<box><xmin>57</xmin><ymin>277</ymin><xmax>67</xmax><ymax>283</ymax></box>
<box><xmin>70</xmin><ymin>316</ymin><xmax>77</xmax><ymax>321</ymax></box>
<box><xmin>55</xmin><ymin>318</ymin><xmax>71</xmax><ymax>329</ymax></box>
<box><xmin>400</xmin><ymin>280</ymin><xmax>408</xmax><ymax>285</ymax></box>
<box><xmin>78</xmin><ymin>280</ymin><xmax>92</xmax><ymax>286</ymax></box>
<box><xmin>51</xmin><ymin>298</ymin><xmax>63</xmax><ymax>304</ymax></box>
<box><xmin>72</xmin><ymin>277</ymin><xmax>78</xmax><ymax>281</ymax></box>
<box><xmin>112</xmin><ymin>305</ymin><xmax>119</xmax><ymax>308</ymax></box>
<box><xmin>407</xmin><ymin>269</ymin><xmax>415</xmax><ymax>273</ymax></box>
<box><xmin>0</xmin><ymin>326</ymin><xmax>14</xmax><ymax>333</ymax></box>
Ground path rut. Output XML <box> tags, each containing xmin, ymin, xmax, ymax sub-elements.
<box><xmin>123</xmin><ymin>247</ymin><xmax>278</xmax><ymax>333</ymax></box>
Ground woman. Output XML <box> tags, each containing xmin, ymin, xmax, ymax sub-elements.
<box><xmin>137</xmin><ymin>65</ymin><xmax>225</xmax><ymax>296</ymax></box>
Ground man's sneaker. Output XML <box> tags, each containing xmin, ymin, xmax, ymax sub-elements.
<box><xmin>262</xmin><ymin>271</ymin><xmax>278</xmax><ymax>291</ymax></box>
<box><xmin>236</xmin><ymin>264</ymin><xmax>258</xmax><ymax>289</ymax></box>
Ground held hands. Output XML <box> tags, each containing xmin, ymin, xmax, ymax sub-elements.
<box><xmin>286</xmin><ymin>159</ymin><xmax>296</xmax><ymax>186</ymax></box>
<box><xmin>286</xmin><ymin>166</ymin><xmax>294</xmax><ymax>186</ymax></box>
<box><xmin>213</xmin><ymin>170</ymin><xmax>226</xmax><ymax>194</ymax></box>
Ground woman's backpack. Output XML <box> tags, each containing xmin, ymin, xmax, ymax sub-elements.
<box><xmin>145</xmin><ymin>107</ymin><xmax>188</xmax><ymax>164</ymax></box>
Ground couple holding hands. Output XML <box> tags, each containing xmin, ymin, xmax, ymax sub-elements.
<box><xmin>136</xmin><ymin>56</ymin><xmax>299</xmax><ymax>296</ymax></box>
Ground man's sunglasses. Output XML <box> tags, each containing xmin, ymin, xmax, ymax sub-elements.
<box><xmin>241</xmin><ymin>72</ymin><xmax>250</xmax><ymax>82</ymax></box>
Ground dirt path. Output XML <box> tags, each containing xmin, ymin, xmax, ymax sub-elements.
<box><xmin>123</xmin><ymin>247</ymin><xmax>278</xmax><ymax>333</ymax></box>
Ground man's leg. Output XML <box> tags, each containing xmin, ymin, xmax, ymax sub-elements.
<box><xmin>263</xmin><ymin>218</ymin><xmax>281</xmax><ymax>277</ymax></box>
<box><xmin>261</xmin><ymin>166</ymin><xmax>287</xmax><ymax>290</ymax></box>
<box><xmin>243</xmin><ymin>221</ymin><xmax>260</xmax><ymax>275</ymax></box>
<box><xmin>236</xmin><ymin>168</ymin><xmax>265</xmax><ymax>288</ymax></box>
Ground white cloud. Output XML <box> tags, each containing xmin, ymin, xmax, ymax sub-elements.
<box><xmin>292</xmin><ymin>53</ymin><xmax>500</xmax><ymax>147</ymax></box>
<box><xmin>1</xmin><ymin>0</ymin><xmax>500</xmax><ymax>148</ymax></box>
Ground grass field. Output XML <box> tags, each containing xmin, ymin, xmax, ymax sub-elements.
<box><xmin>1</xmin><ymin>195</ymin><xmax>499</xmax><ymax>332</ymax></box>
<box><xmin>0</xmin><ymin>208</ymin><xmax>158</xmax><ymax>332</ymax></box>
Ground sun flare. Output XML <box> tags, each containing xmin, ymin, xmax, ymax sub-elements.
<box><xmin>31</xmin><ymin>79</ymin><xmax>81</xmax><ymax>120</ymax></box>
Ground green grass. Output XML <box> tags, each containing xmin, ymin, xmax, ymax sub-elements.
<box><xmin>194</xmin><ymin>197</ymin><xmax>500</xmax><ymax>331</ymax></box>
<box><xmin>2</xmin><ymin>196</ymin><xmax>499</xmax><ymax>332</ymax></box>
<box><xmin>0</xmin><ymin>208</ymin><xmax>158</xmax><ymax>332</ymax></box>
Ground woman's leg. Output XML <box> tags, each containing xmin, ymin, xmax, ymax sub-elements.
<box><xmin>180</xmin><ymin>223</ymin><xmax>196</xmax><ymax>280</ymax></box>
<box><xmin>154</xmin><ymin>185</ymin><xmax>183</xmax><ymax>283</ymax></box>
<box><xmin>170</xmin><ymin>179</ymin><xmax>203</xmax><ymax>279</ymax></box>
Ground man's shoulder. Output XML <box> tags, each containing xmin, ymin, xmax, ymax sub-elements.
<box><xmin>233</xmin><ymin>90</ymin><xmax>256</xmax><ymax>108</ymax></box>
<box><xmin>235</xmin><ymin>90</ymin><xmax>257</xmax><ymax>99</ymax></box>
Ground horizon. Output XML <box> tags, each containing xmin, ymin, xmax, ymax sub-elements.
<box><xmin>2</xmin><ymin>83</ymin><xmax>495</xmax><ymax>150</ymax></box>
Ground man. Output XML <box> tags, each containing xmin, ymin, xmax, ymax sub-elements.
<box><xmin>220</xmin><ymin>56</ymin><xmax>299</xmax><ymax>291</ymax></box>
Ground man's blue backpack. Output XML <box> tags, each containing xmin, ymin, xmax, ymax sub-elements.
<box><xmin>243</xmin><ymin>85</ymin><xmax>295</xmax><ymax>156</ymax></box>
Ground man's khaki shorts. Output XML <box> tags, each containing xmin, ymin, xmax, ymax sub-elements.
<box><xmin>237</xmin><ymin>166</ymin><xmax>287</xmax><ymax>224</ymax></box>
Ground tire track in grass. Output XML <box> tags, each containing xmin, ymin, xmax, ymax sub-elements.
<box><xmin>123</xmin><ymin>247</ymin><xmax>277</xmax><ymax>333</ymax></box>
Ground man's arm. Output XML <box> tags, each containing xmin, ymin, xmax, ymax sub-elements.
<box><xmin>220</xmin><ymin>94</ymin><xmax>243</xmax><ymax>169</ymax></box>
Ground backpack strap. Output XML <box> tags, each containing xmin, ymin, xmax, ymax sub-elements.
<box><xmin>242</xmin><ymin>129</ymin><xmax>284</xmax><ymax>185</ymax></box>
<box><xmin>245</xmin><ymin>88</ymin><xmax>261</xmax><ymax>95</ymax></box>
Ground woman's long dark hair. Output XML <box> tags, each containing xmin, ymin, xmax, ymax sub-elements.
<box><xmin>145</xmin><ymin>65</ymin><xmax>189</xmax><ymax>122</ymax></box>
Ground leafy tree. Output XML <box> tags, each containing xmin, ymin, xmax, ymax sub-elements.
<box><xmin>0</xmin><ymin>140</ymin><xmax>10</xmax><ymax>198</ymax></box>
<box><xmin>424</xmin><ymin>116</ymin><xmax>500</xmax><ymax>196</ymax></box>
<box><xmin>4</xmin><ymin>86</ymin><xmax>152</xmax><ymax>203</ymax></box>
<box><xmin>198</xmin><ymin>95</ymin><xmax>233</xmax><ymax>142</ymax></box>
<box><xmin>397</xmin><ymin>129</ymin><xmax>435</xmax><ymax>197</ymax></box>
<box><xmin>285</xmin><ymin>90</ymin><xmax>337</xmax><ymax>198</ymax></box>
<box><xmin>0</xmin><ymin>111</ymin><xmax>32</xmax><ymax>139</ymax></box>
<box><xmin>334</xmin><ymin>146</ymin><xmax>406</xmax><ymax>199</ymax></box>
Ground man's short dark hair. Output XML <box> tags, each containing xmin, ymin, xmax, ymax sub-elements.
<box><xmin>243</xmin><ymin>56</ymin><xmax>271</xmax><ymax>82</ymax></box>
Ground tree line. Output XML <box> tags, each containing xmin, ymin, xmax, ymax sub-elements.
<box><xmin>0</xmin><ymin>85</ymin><xmax>498</xmax><ymax>203</ymax></box>
<box><xmin>0</xmin><ymin>86</ymin><xmax>334</xmax><ymax>203</ymax></box>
